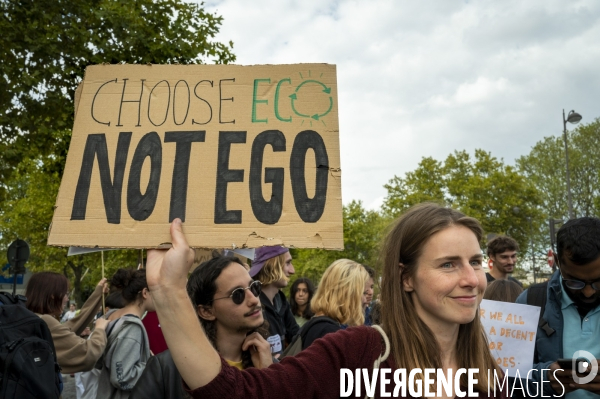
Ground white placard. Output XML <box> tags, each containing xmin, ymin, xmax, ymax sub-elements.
<box><xmin>480</xmin><ymin>299</ymin><xmax>541</xmax><ymax>378</ymax></box>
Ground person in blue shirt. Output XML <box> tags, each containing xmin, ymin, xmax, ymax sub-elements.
<box><xmin>516</xmin><ymin>217</ymin><xmax>600</xmax><ymax>398</ymax></box>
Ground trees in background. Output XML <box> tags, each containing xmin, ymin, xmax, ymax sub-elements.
<box><xmin>380</xmin><ymin>149</ymin><xmax>546</xmax><ymax>281</ymax></box>
<box><xmin>0</xmin><ymin>0</ymin><xmax>235</xmax><ymax>302</ymax></box>
<box><xmin>291</xmin><ymin>200</ymin><xmax>390</xmax><ymax>287</ymax></box>
<box><xmin>0</xmin><ymin>0</ymin><xmax>235</xmax><ymax>192</ymax></box>
<box><xmin>517</xmin><ymin>118</ymin><xmax>600</xmax><ymax>220</ymax></box>
<box><xmin>515</xmin><ymin>119</ymin><xmax>600</xmax><ymax>279</ymax></box>
<box><xmin>383</xmin><ymin>149</ymin><xmax>543</xmax><ymax>251</ymax></box>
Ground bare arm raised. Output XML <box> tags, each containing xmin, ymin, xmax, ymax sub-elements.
<box><xmin>146</xmin><ymin>219</ymin><xmax>221</xmax><ymax>390</ymax></box>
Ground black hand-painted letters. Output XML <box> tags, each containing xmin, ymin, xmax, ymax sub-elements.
<box><xmin>164</xmin><ymin>131</ymin><xmax>206</xmax><ymax>222</ymax></box>
<box><xmin>71</xmin><ymin>133</ymin><xmax>132</xmax><ymax>224</ymax></box>
<box><xmin>91</xmin><ymin>78</ymin><xmax>235</xmax><ymax>128</ymax></box>
<box><xmin>214</xmin><ymin>131</ymin><xmax>246</xmax><ymax>224</ymax></box>
<box><xmin>127</xmin><ymin>132</ymin><xmax>162</xmax><ymax>221</ymax></box>
<box><xmin>71</xmin><ymin>129</ymin><xmax>329</xmax><ymax>225</ymax></box>
<box><xmin>290</xmin><ymin>130</ymin><xmax>328</xmax><ymax>223</ymax></box>
<box><xmin>249</xmin><ymin>130</ymin><xmax>286</xmax><ymax>224</ymax></box>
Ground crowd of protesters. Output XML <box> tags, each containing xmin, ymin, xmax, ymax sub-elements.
<box><xmin>14</xmin><ymin>202</ymin><xmax>600</xmax><ymax>398</ymax></box>
<box><xmin>142</xmin><ymin>203</ymin><xmax>504</xmax><ymax>398</ymax></box>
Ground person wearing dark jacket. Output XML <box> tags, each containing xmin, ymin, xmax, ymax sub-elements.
<box><xmin>248</xmin><ymin>246</ymin><xmax>299</xmax><ymax>357</ymax></box>
<box><xmin>129</xmin><ymin>348</ymin><xmax>183</xmax><ymax>399</ymax></box>
<box><xmin>130</xmin><ymin>255</ymin><xmax>274</xmax><ymax>399</ymax></box>
<box><xmin>516</xmin><ymin>217</ymin><xmax>600</xmax><ymax>398</ymax></box>
<box><xmin>301</xmin><ymin>259</ymin><xmax>369</xmax><ymax>350</ymax></box>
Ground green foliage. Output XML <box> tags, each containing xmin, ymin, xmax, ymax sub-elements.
<box><xmin>0</xmin><ymin>0</ymin><xmax>235</xmax><ymax>301</ymax></box>
<box><xmin>517</xmin><ymin>118</ymin><xmax>600</xmax><ymax>219</ymax></box>
<box><xmin>381</xmin><ymin>157</ymin><xmax>446</xmax><ymax>215</ymax></box>
<box><xmin>514</xmin><ymin>119</ymin><xmax>600</xmax><ymax>279</ymax></box>
<box><xmin>382</xmin><ymin>149</ymin><xmax>544</xmax><ymax>253</ymax></box>
<box><xmin>0</xmin><ymin>144</ymin><xmax>65</xmax><ymax>272</ymax></box>
<box><xmin>0</xmin><ymin>133</ymin><xmax>140</xmax><ymax>304</ymax></box>
<box><xmin>511</xmin><ymin>266</ymin><xmax>529</xmax><ymax>282</ymax></box>
<box><xmin>290</xmin><ymin>200</ymin><xmax>390</xmax><ymax>289</ymax></box>
<box><xmin>0</xmin><ymin>0</ymin><xmax>236</xmax><ymax>198</ymax></box>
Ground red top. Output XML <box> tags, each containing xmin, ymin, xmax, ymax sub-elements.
<box><xmin>142</xmin><ymin>311</ymin><xmax>168</xmax><ymax>355</ymax></box>
<box><xmin>186</xmin><ymin>326</ymin><xmax>507</xmax><ymax>399</ymax></box>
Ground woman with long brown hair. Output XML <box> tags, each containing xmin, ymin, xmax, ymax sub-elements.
<box><xmin>289</xmin><ymin>277</ymin><xmax>315</xmax><ymax>327</ymax></box>
<box><xmin>147</xmin><ymin>203</ymin><xmax>506</xmax><ymax>398</ymax></box>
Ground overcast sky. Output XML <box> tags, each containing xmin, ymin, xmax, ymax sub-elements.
<box><xmin>202</xmin><ymin>0</ymin><xmax>600</xmax><ymax>210</ymax></box>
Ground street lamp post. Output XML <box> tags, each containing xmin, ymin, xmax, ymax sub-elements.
<box><xmin>562</xmin><ymin>109</ymin><xmax>582</xmax><ymax>220</ymax></box>
<box><xmin>527</xmin><ymin>216</ymin><xmax>537</xmax><ymax>284</ymax></box>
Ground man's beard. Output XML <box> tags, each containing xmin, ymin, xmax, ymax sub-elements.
<box><xmin>564</xmin><ymin>285</ymin><xmax>600</xmax><ymax>316</ymax></box>
<box><xmin>500</xmin><ymin>265</ymin><xmax>514</xmax><ymax>274</ymax></box>
<box><xmin>576</xmin><ymin>297</ymin><xmax>600</xmax><ymax>315</ymax></box>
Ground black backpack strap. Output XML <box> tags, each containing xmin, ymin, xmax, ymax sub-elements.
<box><xmin>0</xmin><ymin>292</ymin><xmax>26</xmax><ymax>306</ymax></box>
<box><xmin>526</xmin><ymin>281</ymin><xmax>554</xmax><ymax>336</ymax></box>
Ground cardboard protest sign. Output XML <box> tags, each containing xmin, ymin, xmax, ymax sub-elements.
<box><xmin>480</xmin><ymin>299</ymin><xmax>541</xmax><ymax>378</ymax></box>
<box><xmin>48</xmin><ymin>64</ymin><xmax>342</xmax><ymax>249</ymax></box>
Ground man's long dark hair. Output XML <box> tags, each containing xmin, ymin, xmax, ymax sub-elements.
<box><xmin>187</xmin><ymin>255</ymin><xmax>269</xmax><ymax>369</ymax></box>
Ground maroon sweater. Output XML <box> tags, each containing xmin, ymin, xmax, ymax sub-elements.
<box><xmin>186</xmin><ymin>326</ymin><xmax>507</xmax><ymax>399</ymax></box>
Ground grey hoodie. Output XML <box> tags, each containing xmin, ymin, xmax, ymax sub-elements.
<box><xmin>95</xmin><ymin>311</ymin><xmax>151</xmax><ymax>399</ymax></box>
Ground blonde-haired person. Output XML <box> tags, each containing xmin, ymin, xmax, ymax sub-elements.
<box><xmin>299</xmin><ymin>259</ymin><xmax>369</xmax><ymax>350</ymax></box>
<box><xmin>147</xmin><ymin>203</ymin><xmax>507</xmax><ymax>398</ymax></box>
<box><xmin>248</xmin><ymin>247</ymin><xmax>299</xmax><ymax>357</ymax></box>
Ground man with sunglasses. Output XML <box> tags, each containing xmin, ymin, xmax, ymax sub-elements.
<box><xmin>516</xmin><ymin>217</ymin><xmax>600</xmax><ymax>398</ymax></box>
<box><xmin>130</xmin><ymin>255</ymin><xmax>273</xmax><ymax>399</ymax></box>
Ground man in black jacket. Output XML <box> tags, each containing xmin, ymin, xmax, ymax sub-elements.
<box><xmin>249</xmin><ymin>246</ymin><xmax>299</xmax><ymax>357</ymax></box>
<box><xmin>130</xmin><ymin>255</ymin><xmax>274</xmax><ymax>399</ymax></box>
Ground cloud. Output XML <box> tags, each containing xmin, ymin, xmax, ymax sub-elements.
<box><xmin>204</xmin><ymin>0</ymin><xmax>600</xmax><ymax>209</ymax></box>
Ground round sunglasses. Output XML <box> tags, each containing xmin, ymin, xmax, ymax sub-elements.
<box><xmin>212</xmin><ymin>280</ymin><xmax>262</xmax><ymax>305</ymax></box>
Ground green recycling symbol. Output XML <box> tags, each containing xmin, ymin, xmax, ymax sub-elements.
<box><xmin>289</xmin><ymin>80</ymin><xmax>333</xmax><ymax>121</ymax></box>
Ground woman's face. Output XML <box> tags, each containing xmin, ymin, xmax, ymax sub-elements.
<box><xmin>403</xmin><ymin>225</ymin><xmax>486</xmax><ymax>333</ymax></box>
<box><xmin>295</xmin><ymin>283</ymin><xmax>309</xmax><ymax>306</ymax></box>
<box><xmin>59</xmin><ymin>293</ymin><xmax>69</xmax><ymax>315</ymax></box>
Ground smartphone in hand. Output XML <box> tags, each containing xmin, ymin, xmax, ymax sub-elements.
<box><xmin>557</xmin><ymin>358</ymin><xmax>589</xmax><ymax>372</ymax></box>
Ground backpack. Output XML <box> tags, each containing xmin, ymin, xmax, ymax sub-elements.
<box><xmin>280</xmin><ymin>316</ymin><xmax>339</xmax><ymax>359</ymax></box>
<box><xmin>0</xmin><ymin>292</ymin><xmax>62</xmax><ymax>399</ymax></box>
<box><xmin>526</xmin><ymin>281</ymin><xmax>555</xmax><ymax>336</ymax></box>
